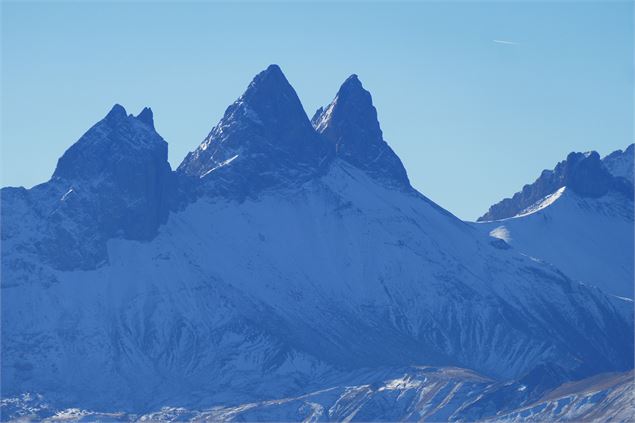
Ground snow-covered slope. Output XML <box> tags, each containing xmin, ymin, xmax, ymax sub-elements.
<box><xmin>2</xmin><ymin>65</ymin><xmax>633</xmax><ymax>420</ymax></box>
<box><xmin>476</xmin><ymin>147</ymin><xmax>634</xmax><ymax>299</ymax></box>
<box><xmin>4</xmin><ymin>368</ymin><xmax>632</xmax><ymax>422</ymax></box>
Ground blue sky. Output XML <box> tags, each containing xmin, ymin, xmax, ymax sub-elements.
<box><xmin>1</xmin><ymin>1</ymin><xmax>633</xmax><ymax>220</ymax></box>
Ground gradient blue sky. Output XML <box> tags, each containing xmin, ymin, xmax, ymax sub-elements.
<box><xmin>2</xmin><ymin>1</ymin><xmax>633</xmax><ymax>220</ymax></box>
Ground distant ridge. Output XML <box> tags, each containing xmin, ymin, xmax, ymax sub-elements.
<box><xmin>478</xmin><ymin>145</ymin><xmax>634</xmax><ymax>222</ymax></box>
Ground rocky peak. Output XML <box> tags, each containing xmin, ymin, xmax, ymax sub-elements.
<box><xmin>42</xmin><ymin>104</ymin><xmax>175</xmax><ymax>267</ymax></box>
<box><xmin>312</xmin><ymin>74</ymin><xmax>410</xmax><ymax>189</ymax></box>
<box><xmin>53</xmin><ymin>104</ymin><xmax>168</xmax><ymax>182</ymax></box>
<box><xmin>177</xmin><ymin>65</ymin><xmax>331</xmax><ymax>194</ymax></box>
<box><xmin>562</xmin><ymin>151</ymin><xmax>616</xmax><ymax>197</ymax></box>
<box><xmin>136</xmin><ymin>107</ymin><xmax>155</xmax><ymax>130</ymax></box>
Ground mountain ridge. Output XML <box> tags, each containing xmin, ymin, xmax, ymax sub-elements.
<box><xmin>478</xmin><ymin>146</ymin><xmax>634</xmax><ymax>222</ymax></box>
<box><xmin>475</xmin><ymin>145</ymin><xmax>634</xmax><ymax>298</ymax></box>
<box><xmin>1</xmin><ymin>65</ymin><xmax>633</xmax><ymax>420</ymax></box>
<box><xmin>5</xmin><ymin>368</ymin><xmax>632</xmax><ymax>422</ymax></box>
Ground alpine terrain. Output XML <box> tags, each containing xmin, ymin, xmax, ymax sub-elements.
<box><xmin>1</xmin><ymin>65</ymin><xmax>633</xmax><ymax>421</ymax></box>
<box><xmin>476</xmin><ymin>145</ymin><xmax>634</xmax><ymax>299</ymax></box>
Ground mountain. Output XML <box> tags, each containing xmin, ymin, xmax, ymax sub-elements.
<box><xmin>478</xmin><ymin>148</ymin><xmax>633</xmax><ymax>222</ymax></box>
<box><xmin>1</xmin><ymin>105</ymin><xmax>175</xmax><ymax>271</ymax></box>
<box><xmin>311</xmin><ymin>74</ymin><xmax>410</xmax><ymax>189</ymax></box>
<box><xmin>476</xmin><ymin>146</ymin><xmax>634</xmax><ymax>298</ymax></box>
<box><xmin>1</xmin><ymin>66</ymin><xmax>633</xmax><ymax>420</ymax></box>
<box><xmin>178</xmin><ymin>64</ymin><xmax>332</xmax><ymax>196</ymax></box>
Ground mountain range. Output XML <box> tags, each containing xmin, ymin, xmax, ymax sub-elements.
<box><xmin>1</xmin><ymin>65</ymin><xmax>633</xmax><ymax>421</ymax></box>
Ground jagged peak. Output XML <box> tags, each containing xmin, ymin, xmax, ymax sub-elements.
<box><xmin>136</xmin><ymin>107</ymin><xmax>155</xmax><ymax>130</ymax></box>
<box><xmin>101</xmin><ymin>104</ymin><xmax>156</xmax><ymax>132</ymax></box>
<box><xmin>314</xmin><ymin>74</ymin><xmax>380</xmax><ymax>138</ymax></box>
<box><xmin>52</xmin><ymin>104</ymin><xmax>168</xmax><ymax>182</ymax></box>
<box><xmin>567</xmin><ymin>150</ymin><xmax>599</xmax><ymax>162</ymax></box>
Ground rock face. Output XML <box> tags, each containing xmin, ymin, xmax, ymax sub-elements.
<box><xmin>1</xmin><ymin>65</ymin><xmax>633</xmax><ymax>420</ymax></box>
<box><xmin>478</xmin><ymin>149</ymin><xmax>633</xmax><ymax>222</ymax></box>
<box><xmin>312</xmin><ymin>75</ymin><xmax>410</xmax><ymax>189</ymax></box>
<box><xmin>52</xmin><ymin>105</ymin><xmax>174</xmax><ymax>240</ymax></box>
<box><xmin>2</xmin><ymin>105</ymin><xmax>175</xmax><ymax>270</ymax></box>
<box><xmin>178</xmin><ymin>64</ymin><xmax>332</xmax><ymax>196</ymax></box>
<box><xmin>177</xmin><ymin>68</ymin><xmax>410</xmax><ymax>195</ymax></box>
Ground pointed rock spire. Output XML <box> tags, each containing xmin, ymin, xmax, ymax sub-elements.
<box><xmin>313</xmin><ymin>75</ymin><xmax>410</xmax><ymax>188</ymax></box>
<box><xmin>178</xmin><ymin>65</ymin><xmax>331</xmax><ymax>194</ymax></box>
<box><xmin>136</xmin><ymin>107</ymin><xmax>155</xmax><ymax>130</ymax></box>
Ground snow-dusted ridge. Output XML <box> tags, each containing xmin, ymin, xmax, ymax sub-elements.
<box><xmin>478</xmin><ymin>147</ymin><xmax>633</xmax><ymax>222</ymax></box>
<box><xmin>1</xmin><ymin>65</ymin><xmax>633</xmax><ymax>421</ymax></box>
<box><xmin>3</xmin><ymin>368</ymin><xmax>632</xmax><ymax>422</ymax></box>
<box><xmin>513</xmin><ymin>186</ymin><xmax>567</xmax><ymax>218</ymax></box>
<box><xmin>475</xmin><ymin>145</ymin><xmax>634</xmax><ymax>299</ymax></box>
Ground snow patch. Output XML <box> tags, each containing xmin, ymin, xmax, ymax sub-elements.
<box><xmin>515</xmin><ymin>187</ymin><xmax>567</xmax><ymax>218</ymax></box>
<box><xmin>60</xmin><ymin>188</ymin><xmax>74</xmax><ymax>202</ymax></box>
<box><xmin>200</xmin><ymin>154</ymin><xmax>239</xmax><ymax>178</ymax></box>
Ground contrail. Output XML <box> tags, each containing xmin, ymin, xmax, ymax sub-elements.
<box><xmin>493</xmin><ymin>39</ymin><xmax>519</xmax><ymax>45</ymax></box>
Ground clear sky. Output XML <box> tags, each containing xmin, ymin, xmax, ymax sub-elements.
<box><xmin>1</xmin><ymin>1</ymin><xmax>633</xmax><ymax>220</ymax></box>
